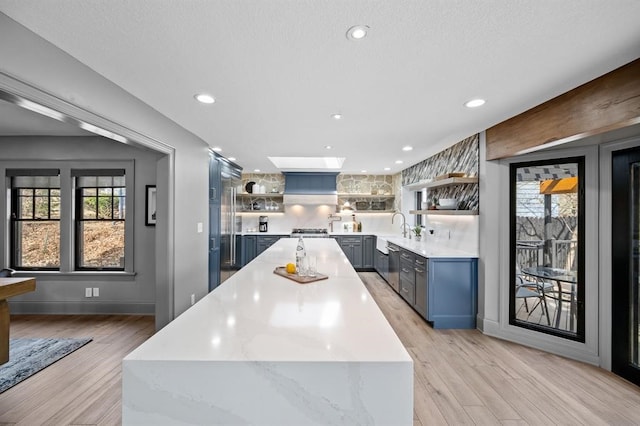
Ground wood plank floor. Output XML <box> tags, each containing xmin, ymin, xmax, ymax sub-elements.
<box><xmin>1</xmin><ymin>274</ymin><xmax>640</xmax><ymax>425</ymax></box>
<box><xmin>359</xmin><ymin>272</ymin><xmax>640</xmax><ymax>426</ymax></box>
<box><xmin>0</xmin><ymin>314</ymin><xmax>154</xmax><ymax>425</ymax></box>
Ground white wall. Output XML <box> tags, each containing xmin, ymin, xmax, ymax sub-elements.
<box><xmin>0</xmin><ymin>136</ymin><xmax>160</xmax><ymax>313</ymax></box>
<box><xmin>0</xmin><ymin>14</ymin><xmax>210</xmax><ymax>328</ymax></box>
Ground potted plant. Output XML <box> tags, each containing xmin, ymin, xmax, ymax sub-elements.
<box><xmin>412</xmin><ymin>226</ymin><xmax>423</xmax><ymax>241</ymax></box>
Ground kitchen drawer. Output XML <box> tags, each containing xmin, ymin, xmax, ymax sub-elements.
<box><xmin>399</xmin><ymin>279</ymin><xmax>415</xmax><ymax>305</ymax></box>
<box><xmin>414</xmin><ymin>255</ymin><xmax>427</xmax><ymax>269</ymax></box>
<box><xmin>341</xmin><ymin>236</ymin><xmax>362</xmax><ymax>245</ymax></box>
<box><xmin>400</xmin><ymin>261</ymin><xmax>415</xmax><ymax>284</ymax></box>
<box><xmin>400</xmin><ymin>250</ymin><xmax>415</xmax><ymax>263</ymax></box>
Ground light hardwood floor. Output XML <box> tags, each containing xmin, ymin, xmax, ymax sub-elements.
<box><xmin>1</xmin><ymin>275</ymin><xmax>640</xmax><ymax>425</ymax></box>
<box><xmin>0</xmin><ymin>314</ymin><xmax>154</xmax><ymax>425</ymax></box>
<box><xmin>359</xmin><ymin>272</ymin><xmax>640</xmax><ymax>426</ymax></box>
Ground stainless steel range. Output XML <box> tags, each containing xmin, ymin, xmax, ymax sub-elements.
<box><xmin>290</xmin><ymin>228</ymin><xmax>330</xmax><ymax>238</ymax></box>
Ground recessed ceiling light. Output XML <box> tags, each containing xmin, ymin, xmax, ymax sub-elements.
<box><xmin>361</xmin><ymin>170</ymin><xmax>367</xmax><ymax>173</ymax></box>
<box><xmin>347</xmin><ymin>25</ymin><xmax>369</xmax><ymax>40</ymax></box>
<box><xmin>402</xmin><ymin>146</ymin><xmax>413</xmax><ymax>151</ymax></box>
<box><xmin>395</xmin><ymin>160</ymin><xmax>403</xmax><ymax>164</ymax></box>
<box><xmin>464</xmin><ymin>98</ymin><xmax>485</xmax><ymax>108</ymax></box>
<box><xmin>195</xmin><ymin>93</ymin><xmax>215</xmax><ymax>104</ymax></box>
<box><xmin>384</xmin><ymin>167</ymin><xmax>391</xmax><ymax>171</ymax></box>
<box><xmin>331</xmin><ymin>113</ymin><xmax>342</xmax><ymax>120</ymax></box>
<box><xmin>254</xmin><ymin>169</ymin><xmax>260</xmax><ymax>172</ymax></box>
<box><xmin>325</xmin><ymin>145</ymin><xmax>332</xmax><ymax>150</ymax></box>
<box><xmin>228</xmin><ymin>157</ymin><xmax>236</xmax><ymax>162</ymax></box>
<box><xmin>212</xmin><ymin>147</ymin><xmax>222</xmax><ymax>152</ymax></box>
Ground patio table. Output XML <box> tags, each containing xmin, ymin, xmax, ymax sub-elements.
<box><xmin>521</xmin><ymin>266</ymin><xmax>577</xmax><ymax>329</ymax></box>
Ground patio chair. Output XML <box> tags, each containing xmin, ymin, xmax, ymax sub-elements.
<box><xmin>515</xmin><ymin>267</ymin><xmax>551</xmax><ymax>325</ymax></box>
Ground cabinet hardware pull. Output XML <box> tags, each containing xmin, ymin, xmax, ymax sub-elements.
<box><xmin>415</xmin><ymin>268</ymin><xmax>423</xmax><ymax>273</ymax></box>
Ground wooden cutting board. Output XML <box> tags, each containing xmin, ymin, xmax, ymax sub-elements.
<box><xmin>273</xmin><ymin>267</ymin><xmax>328</xmax><ymax>284</ymax></box>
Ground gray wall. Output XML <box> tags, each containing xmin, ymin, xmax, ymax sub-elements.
<box><xmin>0</xmin><ymin>13</ymin><xmax>211</xmax><ymax>328</ymax></box>
<box><xmin>0</xmin><ymin>136</ymin><xmax>160</xmax><ymax>314</ymax></box>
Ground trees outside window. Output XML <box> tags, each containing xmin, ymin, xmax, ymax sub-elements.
<box><xmin>75</xmin><ymin>172</ymin><xmax>126</xmax><ymax>270</ymax></box>
<box><xmin>10</xmin><ymin>172</ymin><xmax>61</xmax><ymax>270</ymax></box>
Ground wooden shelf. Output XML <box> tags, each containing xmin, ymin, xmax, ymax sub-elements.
<box><xmin>409</xmin><ymin>209</ymin><xmax>478</xmax><ymax>216</ymax></box>
<box><xmin>238</xmin><ymin>193</ymin><xmax>283</xmax><ymax>198</ymax></box>
<box><xmin>342</xmin><ymin>209</ymin><xmax>396</xmax><ymax>214</ymax></box>
<box><xmin>405</xmin><ymin>177</ymin><xmax>478</xmax><ymax>191</ymax></box>
<box><xmin>337</xmin><ymin>193</ymin><xmax>395</xmax><ymax>198</ymax></box>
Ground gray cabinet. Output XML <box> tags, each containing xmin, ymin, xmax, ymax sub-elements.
<box><xmin>240</xmin><ymin>235</ymin><xmax>287</xmax><ymax>266</ymax></box>
<box><xmin>362</xmin><ymin>235</ymin><xmax>375</xmax><ymax>269</ymax></box>
<box><xmin>257</xmin><ymin>235</ymin><xmax>285</xmax><ymax>255</ymax></box>
<box><xmin>335</xmin><ymin>235</ymin><xmax>363</xmax><ymax>269</ymax></box>
<box><xmin>414</xmin><ymin>256</ymin><xmax>428</xmax><ymax>318</ymax></box>
<box><xmin>374</xmin><ymin>249</ymin><xmax>389</xmax><ymax>281</ymax></box>
<box><xmin>242</xmin><ymin>235</ymin><xmax>257</xmax><ymax>266</ymax></box>
<box><xmin>399</xmin><ymin>249</ymin><xmax>416</xmax><ymax>305</ymax></box>
<box><xmin>334</xmin><ymin>235</ymin><xmax>377</xmax><ymax>271</ymax></box>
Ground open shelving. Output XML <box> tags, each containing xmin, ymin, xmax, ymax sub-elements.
<box><xmin>409</xmin><ymin>209</ymin><xmax>478</xmax><ymax>216</ymax></box>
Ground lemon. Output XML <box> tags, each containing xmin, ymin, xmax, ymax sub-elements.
<box><xmin>285</xmin><ymin>263</ymin><xmax>296</xmax><ymax>274</ymax></box>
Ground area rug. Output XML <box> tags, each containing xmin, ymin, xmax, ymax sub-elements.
<box><xmin>0</xmin><ymin>337</ymin><xmax>92</xmax><ymax>393</ymax></box>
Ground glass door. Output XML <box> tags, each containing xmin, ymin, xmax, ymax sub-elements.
<box><xmin>612</xmin><ymin>147</ymin><xmax>640</xmax><ymax>386</ymax></box>
<box><xmin>509</xmin><ymin>157</ymin><xmax>585</xmax><ymax>341</ymax></box>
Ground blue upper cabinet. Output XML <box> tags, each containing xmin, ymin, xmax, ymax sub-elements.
<box><xmin>283</xmin><ymin>172</ymin><xmax>338</xmax><ymax>194</ymax></box>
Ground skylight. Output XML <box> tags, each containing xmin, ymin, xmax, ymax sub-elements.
<box><xmin>268</xmin><ymin>156</ymin><xmax>345</xmax><ymax>170</ymax></box>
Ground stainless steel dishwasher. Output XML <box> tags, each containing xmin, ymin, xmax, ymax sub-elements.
<box><xmin>387</xmin><ymin>243</ymin><xmax>400</xmax><ymax>293</ymax></box>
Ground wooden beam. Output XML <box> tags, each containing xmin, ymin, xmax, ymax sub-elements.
<box><xmin>486</xmin><ymin>58</ymin><xmax>640</xmax><ymax>160</ymax></box>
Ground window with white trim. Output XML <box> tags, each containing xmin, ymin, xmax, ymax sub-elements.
<box><xmin>74</xmin><ymin>170</ymin><xmax>126</xmax><ymax>270</ymax></box>
<box><xmin>9</xmin><ymin>169</ymin><xmax>61</xmax><ymax>270</ymax></box>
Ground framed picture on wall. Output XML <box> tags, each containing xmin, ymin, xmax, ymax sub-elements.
<box><xmin>145</xmin><ymin>185</ymin><xmax>157</xmax><ymax>226</ymax></box>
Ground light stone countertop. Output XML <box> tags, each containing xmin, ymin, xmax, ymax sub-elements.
<box><xmin>124</xmin><ymin>238</ymin><xmax>411</xmax><ymax>362</ymax></box>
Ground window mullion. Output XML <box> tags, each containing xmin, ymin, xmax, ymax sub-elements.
<box><xmin>58</xmin><ymin>167</ymin><xmax>73</xmax><ymax>272</ymax></box>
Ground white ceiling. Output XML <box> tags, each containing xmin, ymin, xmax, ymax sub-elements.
<box><xmin>0</xmin><ymin>1</ymin><xmax>639</xmax><ymax>174</ymax></box>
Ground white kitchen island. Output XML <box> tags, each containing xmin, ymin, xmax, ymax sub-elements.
<box><xmin>122</xmin><ymin>238</ymin><xmax>413</xmax><ymax>425</ymax></box>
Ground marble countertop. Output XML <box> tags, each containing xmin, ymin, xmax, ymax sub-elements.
<box><xmin>384</xmin><ymin>236</ymin><xmax>478</xmax><ymax>258</ymax></box>
<box><xmin>237</xmin><ymin>231</ymin><xmax>477</xmax><ymax>257</ymax></box>
<box><xmin>125</xmin><ymin>238</ymin><xmax>411</xmax><ymax>363</ymax></box>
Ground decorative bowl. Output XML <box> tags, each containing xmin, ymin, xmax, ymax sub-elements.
<box><xmin>438</xmin><ymin>198</ymin><xmax>458</xmax><ymax>208</ymax></box>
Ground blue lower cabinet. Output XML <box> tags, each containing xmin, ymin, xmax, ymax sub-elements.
<box><xmin>257</xmin><ymin>235</ymin><xmax>286</xmax><ymax>256</ymax></box>
<box><xmin>242</xmin><ymin>235</ymin><xmax>257</xmax><ymax>266</ymax></box>
<box><xmin>427</xmin><ymin>258</ymin><xmax>478</xmax><ymax>329</ymax></box>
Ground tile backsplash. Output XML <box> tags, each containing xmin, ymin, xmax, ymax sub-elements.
<box><xmin>402</xmin><ymin>134</ymin><xmax>479</xmax><ymax>211</ymax></box>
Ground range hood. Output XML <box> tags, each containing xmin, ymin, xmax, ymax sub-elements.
<box><xmin>282</xmin><ymin>172</ymin><xmax>339</xmax><ymax>205</ymax></box>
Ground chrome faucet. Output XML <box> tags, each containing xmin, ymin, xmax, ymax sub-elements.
<box><xmin>402</xmin><ymin>223</ymin><xmax>412</xmax><ymax>240</ymax></box>
<box><xmin>328</xmin><ymin>214</ymin><xmax>342</xmax><ymax>232</ymax></box>
<box><xmin>392</xmin><ymin>212</ymin><xmax>407</xmax><ymax>238</ymax></box>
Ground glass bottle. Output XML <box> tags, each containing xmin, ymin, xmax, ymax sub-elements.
<box><xmin>296</xmin><ymin>237</ymin><xmax>307</xmax><ymax>275</ymax></box>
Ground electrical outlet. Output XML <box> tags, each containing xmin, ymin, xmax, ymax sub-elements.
<box><xmin>190</xmin><ymin>294</ymin><xmax>196</xmax><ymax>306</ymax></box>
<box><xmin>85</xmin><ymin>288</ymin><xmax>92</xmax><ymax>298</ymax></box>
<box><xmin>93</xmin><ymin>287</ymin><xmax>99</xmax><ymax>297</ymax></box>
